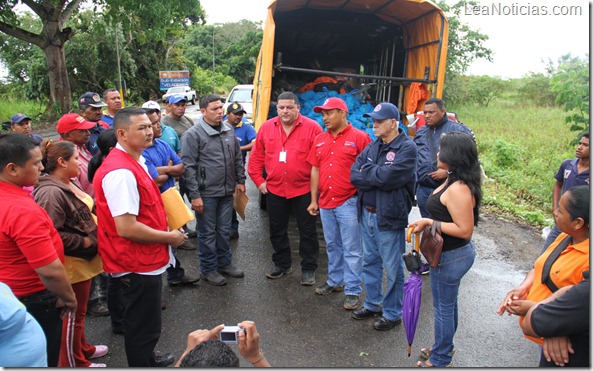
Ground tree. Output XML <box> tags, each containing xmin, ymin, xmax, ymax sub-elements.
<box><xmin>0</xmin><ymin>0</ymin><xmax>205</xmax><ymax>115</ymax></box>
<box><xmin>0</xmin><ymin>0</ymin><xmax>82</xmax><ymax>114</ymax></box>
<box><xmin>550</xmin><ymin>54</ymin><xmax>589</xmax><ymax>136</ymax></box>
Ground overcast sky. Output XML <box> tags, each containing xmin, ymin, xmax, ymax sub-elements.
<box><xmin>200</xmin><ymin>0</ymin><xmax>589</xmax><ymax>79</ymax></box>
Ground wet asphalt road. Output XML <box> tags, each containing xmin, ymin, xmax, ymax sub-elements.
<box><xmin>84</xmin><ymin>168</ymin><xmax>541</xmax><ymax>368</ymax></box>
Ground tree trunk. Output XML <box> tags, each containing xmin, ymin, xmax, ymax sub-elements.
<box><xmin>43</xmin><ymin>44</ymin><xmax>72</xmax><ymax>115</ymax></box>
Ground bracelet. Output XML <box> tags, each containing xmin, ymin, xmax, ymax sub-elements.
<box><xmin>250</xmin><ymin>350</ymin><xmax>265</xmax><ymax>365</ymax></box>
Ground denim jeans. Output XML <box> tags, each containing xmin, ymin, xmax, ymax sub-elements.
<box><xmin>266</xmin><ymin>191</ymin><xmax>319</xmax><ymax>272</ymax></box>
<box><xmin>231</xmin><ymin>210</ymin><xmax>239</xmax><ymax>233</ymax></box>
<box><xmin>360</xmin><ymin>208</ymin><xmax>406</xmax><ymax>321</ymax></box>
<box><xmin>196</xmin><ymin>195</ymin><xmax>234</xmax><ymax>274</ymax></box>
<box><xmin>416</xmin><ymin>185</ymin><xmax>435</xmax><ymax>218</ymax></box>
<box><xmin>19</xmin><ymin>289</ymin><xmax>62</xmax><ymax>367</ymax></box>
<box><xmin>540</xmin><ymin>224</ymin><xmax>561</xmax><ymax>255</ymax></box>
<box><xmin>319</xmin><ymin>196</ymin><xmax>363</xmax><ymax>295</ymax></box>
<box><xmin>429</xmin><ymin>242</ymin><xmax>475</xmax><ymax>367</ymax></box>
<box><xmin>166</xmin><ymin>250</ymin><xmax>185</xmax><ymax>282</ymax></box>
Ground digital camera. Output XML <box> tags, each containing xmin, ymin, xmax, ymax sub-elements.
<box><xmin>219</xmin><ymin>326</ymin><xmax>245</xmax><ymax>343</ymax></box>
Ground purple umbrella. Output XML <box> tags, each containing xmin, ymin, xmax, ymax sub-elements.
<box><xmin>403</xmin><ymin>228</ymin><xmax>422</xmax><ymax>357</ymax></box>
<box><xmin>403</xmin><ymin>271</ymin><xmax>423</xmax><ymax>357</ymax></box>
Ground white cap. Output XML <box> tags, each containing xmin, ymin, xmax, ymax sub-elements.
<box><xmin>142</xmin><ymin>100</ymin><xmax>161</xmax><ymax>110</ymax></box>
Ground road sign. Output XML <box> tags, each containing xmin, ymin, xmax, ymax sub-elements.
<box><xmin>159</xmin><ymin>70</ymin><xmax>190</xmax><ymax>90</ymax></box>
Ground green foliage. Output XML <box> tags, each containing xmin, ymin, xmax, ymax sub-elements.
<box><xmin>437</xmin><ymin>0</ymin><xmax>492</xmax><ymax>75</ymax></box>
<box><xmin>191</xmin><ymin>66</ymin><xmax>237</xmax><ymax>97</ymax></box>
<box><xmin>467</xmin><ymin>75</ymin><xmax>508</xmax><ymax>107</ymax></box>
<box><xmin>514</xmin><ymin>73</ymin><xmax>556</xmax><ymax>107</ymax></box>
<box><xmin>449</xmin><ymin>101</ymin><xmax>576</xmax><ymax>227</ymax></box>
<box><xmin>550</xmin><ymin>54</ymin><xmax>589</xmax><ymax>137</ymax></box>
<box><xmin>0</xmin><ymin>99</ymin><xmax>44</xmax><ymax>125</ymax></box>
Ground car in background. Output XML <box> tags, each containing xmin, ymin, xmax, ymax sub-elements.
<box><xmin>162</xmin><ymin>85</ymin><xmax>197</xmax><ymax>105</ymax></box>
<box><xmin>223</xmin><ymin>84</ymin><xmax>254</xmax><ymax>124</ymax></box>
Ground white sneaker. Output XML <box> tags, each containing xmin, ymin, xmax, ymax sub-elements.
<box><xmin>89</xmin><ymin>363</ymin><xmax>106</xmax><ymax>367</ymax></box>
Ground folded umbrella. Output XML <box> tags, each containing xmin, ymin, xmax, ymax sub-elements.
<box><xmin>403</xmin><ymin>227</ymin><xmax>423</xmax><ymax>357</ymax></box>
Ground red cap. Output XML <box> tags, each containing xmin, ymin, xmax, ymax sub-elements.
<box><xmin>56</xmin><ymin>113</ymin><xmax>96</xmax><ymax>134</ymax></box>
<box><xmin>313</xmin><ymin>97</ymin><xmax>349</xmax><ymax>113</ymax></box>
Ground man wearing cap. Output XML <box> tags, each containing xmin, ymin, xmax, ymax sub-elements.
<box><xmin>0</xmin><ymin>133</ymin><xmax>77</xmax><ymax>367</ymax></box>
<box><xmin>101</xmin><ymin>88</ymin><xmax>122</xmax><ymax>128</ymax></box>
<box><xmin>306</xmin><ymin>97</ymin><xmax>371</xmax><ymax>310</ymax></box>
<box><xmin>181</xmin><ymin>94</ymin><xmax>246</xmax><ymax>286</ymax></box>
<box><xmin>350</xmin><ymin>102</ymin><xmax>418</xmax><ymax>331</ymax></box>
<box><xmin>163</xmin><ymin>95</ymin><xmax>194</xmax><ymax>139</ymax></box>
<box><xmin>10</xmin><ymin>113</ymin><xmax>42</xmax><ymax>142</ymax></box>
<box><xmin>56</xmin><ymin>113</ymin><xmax>97</xmax><ymax>198</ymax></box>
<box><xmin>248</xmin><ymin>91</ymin><xmax>322</xmax><ymax>285</ymax></box>
<box><xmin>78</xmin><ymin>91</ymin><xmax>110</xmax><ymax>156</ymax></box>
<box><xmin>413</xmin><ymin>98</ymin><xmax>473</xmax><ymax>219</ymax></box>
<box><xmin>93</xmin><ymin>107</ymin><xmax>186</xmax><ymax>367</ymax></box>
<box><xmin>143</xmin><ymin>107</ymin><xmax>200</xmax><ymax>286</ymax></box>
<box><xmin>224</xmin><ymin>102</ymin><xmax>257</xmax><ymax>240</ymax></box>
<box><xmin>142</xmin><ymin>100</ymin><xmax>181</xmax><ymax>154</ymax></box>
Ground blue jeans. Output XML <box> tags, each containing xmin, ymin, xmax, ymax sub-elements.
<box><xmin>540</xmin><ymin>225</ymin><xmax>561</xmax><ymax>255</ymax></box>
<box><xmin>360</xmin><ymin>208</ymin><xmax>406</xmax><ymax>321</ymax></box>
<box><xmin>429</xmin><ymin>242</ymin><xmax>475</xmax><ymax>367</ymax></box>
<box><xmin>416</xmin><ymin>185</ymin><xmax>435</xmax><ymax>218</ymax></box>
<box><xmin>231</xmin><ymin>210</ymin><xmax>239</xmax><ymax>233</ymax></box>
<box><xmin>196</xmin><ymin>195</ymin><xmax>234</xmax><ymax>274</ymax></box>
<box><xmin>319</xmin><ymin>196</ymin><xmax>362</xmax><ymax>295</ymax></box>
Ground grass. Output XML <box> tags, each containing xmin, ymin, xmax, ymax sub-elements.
<box><xmin>449</xmin><ymin>101</ymin><xmax>576</xmax><ymax>227</ymax></box>
<box><xmin>0</xmin><ymin>100</ymin><xmax>47</xmax><ymax>129</ymax></box>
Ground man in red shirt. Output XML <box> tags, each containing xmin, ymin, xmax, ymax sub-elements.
<box><xmin>307</xmin><ymin>97</ymin><xmax>371</xmax><ymax>310</ymax></box>
<box><xmin>248</xmin><ymin>92</ymin><xmax>322</xmax><ymax>285</ymax></box>
<box><xmin>0</xmin><ymin>133</ymin><xmax>77</xmax><ymax>367</ymax></box>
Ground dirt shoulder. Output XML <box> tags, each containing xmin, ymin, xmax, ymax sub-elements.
<box><xmin>477</xmin><ymin>208</ymin><xmax>544</xmax><ymax>271</ymax></box>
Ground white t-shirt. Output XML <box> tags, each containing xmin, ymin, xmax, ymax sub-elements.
<box><xmin>102</xmin><ymin>143</ymin><xmax>174</xmax><ymax>276</ymax></box>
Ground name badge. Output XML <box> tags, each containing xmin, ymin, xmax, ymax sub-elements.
<box><xmin>279</xmin><ymin>151</ymin><xmax>287</xmax><ymax>163</ymax></box>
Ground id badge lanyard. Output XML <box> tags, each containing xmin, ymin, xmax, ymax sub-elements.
<box><xmin>279</xmin><ymin>123</ymin><xmax>292</xmax><ymax>163</ymax></box>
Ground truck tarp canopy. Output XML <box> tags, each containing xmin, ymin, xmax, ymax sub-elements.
<box><xmin>252</xmin><ymin>0</ymin><xmax>449</xmax><ymax>130</ymax></box>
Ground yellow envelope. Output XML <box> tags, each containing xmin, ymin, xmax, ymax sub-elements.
<box><xmin>161</xmin><ymin>187</ymin><xmax>195</xmax><ymax>230</ymax></box>
<box><xmin>233</xmin><ymin>190</ymin><xmax>249</xmax><ymax>221</ymax></box>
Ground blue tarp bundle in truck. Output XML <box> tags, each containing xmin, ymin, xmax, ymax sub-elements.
<box><xmin>267</xmin><ymin>89</ymin><xmax>409</xmax><ymax>139</ymax></box>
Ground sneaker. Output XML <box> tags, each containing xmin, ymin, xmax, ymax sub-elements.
<box><xmin>177</xmin><ymin>239</ymin><xmax>197</xmax><ymax>250</ymax></box>
<box><xmin>351</xmin><ymin>307</ymin><xmax>383</xmax><ymax>320</ymax></box>
<box><xmin>200</xmin><ymin>271</ymin><xmax>227</xmax><ymax>286</ymax></box>
<box><xmin>266</xmin><ymin>266</ymin><xmax>292</xmax><ymax>279</ymax></box>
<box><xmin>315</xmin><ymin>282</ymin><xmax>345</xmax><ymax>295</ymax></box>
<box><xmin>229</xmin><ymin>231</ymin><xmax>239</xmax><ymax>240</ymax></box>
<box><xmin>90</xmin><ymin>345</ymin><xmax>109</xmax><ymax>359</ymax></box>
<box><xmin>90</xmin><ymin>363</ymin><xmax>106</xmax><ymax>367</ymax></box>
<box><xmin>343</xmin><ymin>295</ymin><xmax>361</xmax><ymax>310</ymax></box>
<box><xmin>373</xmin><ymin>316</ymin><xmax>402</xmax><ymax>331</ymax></box>
<box><xmin>87</xmin><ymin>300</ymin><xmax>109</xmax><ymax>317</ymax></box>
<box><xmin>420</xmin><ymin>262</ymin><xmax>430</xmax><ymax>275</ymax></box>
<box><xmin>168</xmin><ymin>274</ymin><xmax>200</xmax><ymax>286</ymax></box>
<box><xmin>218</xmin><ymin>265</ymin><xmax>244</xmax><ymax>278</ymax></box>
<box><xmin>301</xmin><ymin>271</ymin><xmax>315</xmax><ymax>286</ymax></box>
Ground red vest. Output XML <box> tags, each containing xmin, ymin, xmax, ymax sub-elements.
<box><xmin>93</xmin><ymin>148</ymin><xmax>170</xmax><ymax>273</ymax></box>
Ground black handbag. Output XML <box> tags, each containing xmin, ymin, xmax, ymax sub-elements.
<box><xmin>419</xmin><ymin>221</ymin><xmax>444</xmax><ymax>269</ymax></box>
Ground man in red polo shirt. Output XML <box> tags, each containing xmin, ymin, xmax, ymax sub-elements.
<box><xmin>248</xmin><ymin>92</ymin><xmax>322</xmax><ymax>285</ymax></box>
<box><xmin>0</xmin><ymin>133</ymin><xmax>77</xmax><ymax>367</ymax></box>
<box><xmin>306</xmin><ymin>97</ymin><xmax>371</xmax><ymax>310</ymax></box>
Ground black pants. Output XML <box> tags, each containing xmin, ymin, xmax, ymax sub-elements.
<box><xmin>266</xmin><ymin>191</ymin><xmax>319</xmax><ymax>272</ymax></box>
<box><xmin>107</xmin><ymin>275</ymin><xmax>124</xmax><ymax>330</ymax></box>
<box><xmin>19</xmin><ymin>289</ymin><xmax>62</xmax><ymax>367</ymax></box>
<box><xmin>120</xmin><ymin>273</ymin><xmax>163</xmax><ymax>367</ymax></box>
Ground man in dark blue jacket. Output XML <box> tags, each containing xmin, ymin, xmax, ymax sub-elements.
<box><xmin>350</xmin><ymin>102</ymin><xmax>417</xmax><ymax>331</ymax></box>
<box><xmin>413</xmin><ymin>98</ymin><xmax>473</xmax><ymax>218</ymax></box>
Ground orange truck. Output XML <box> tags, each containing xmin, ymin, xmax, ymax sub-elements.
<box><xmin>252</xmin><ymin>0</ymin><xmax>450</xmax><ymax>134</ymax></box>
